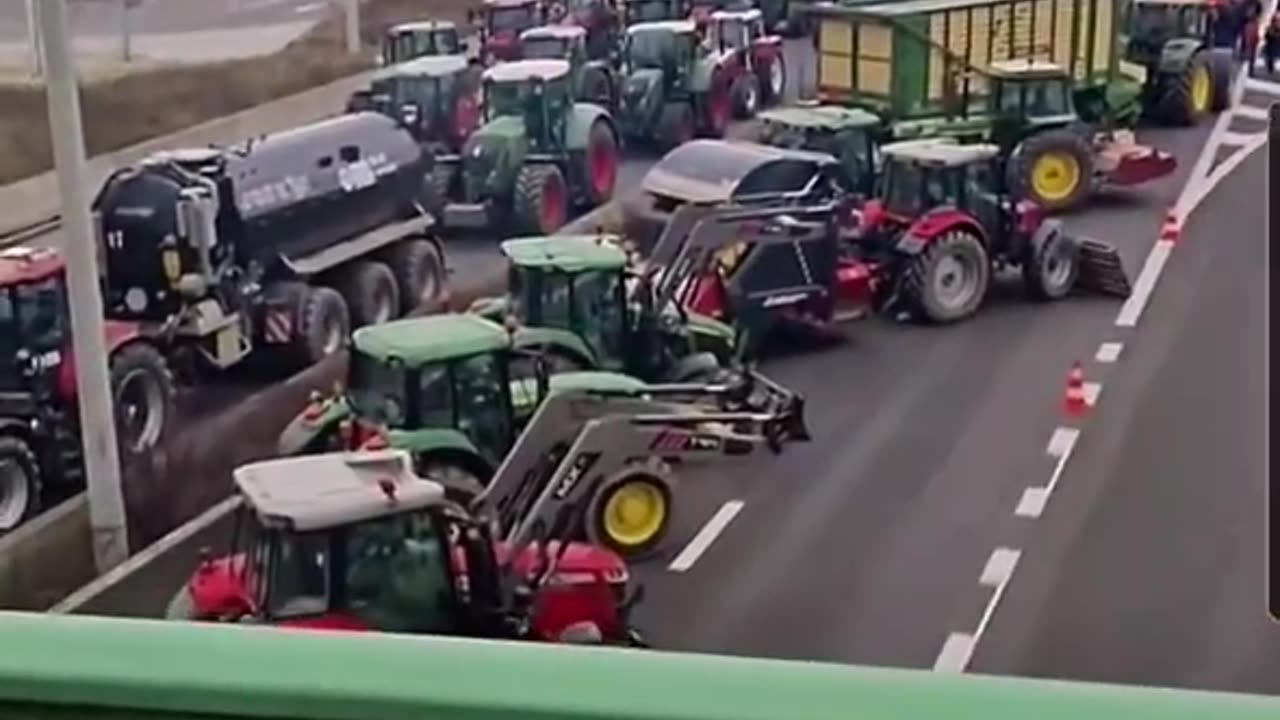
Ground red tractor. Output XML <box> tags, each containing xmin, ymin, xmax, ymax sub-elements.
<box><xmin>0</xmin><ymin>247</ymin><xmax>174</xmax><ymax>532</ymax></box>
<box><xmin>551</xmin><ymin>0</ymin><xmax>622</xmax><ymax>61</ymax></box>
<box><xmin>703</xmin><ymin>8</ymin><xmax>786</xmax><ymax>119</ymax></box>
<box><xmin>853</xmin><ymin>138</ymin><xmax>1132</xmax><ymax>323</ymax></box>
<box><xmin>470</xmin><ymin>0</ymin><xmax>547</xmax><ymax>64</ymax></box>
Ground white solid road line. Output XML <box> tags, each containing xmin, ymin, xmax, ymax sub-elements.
<box><xmin>1095</xmin><ymin>342</ymin><xmax>1123</xmax><ymax>363</ymax></box>
<box><xmin>667</xmin><ymin>500</ymin><xmax>744</xmax><ymax>572</ymax></box>
<box><xmin>933</xmin><ymin>547</ymin><xmax>1021</xmax><ymax>673</ymax></box>
<box><xmin>1015</xmin><ymin>427</ymin><xmax>1081</xmax><ymax>519</ymax></box>
<box><xmin>1234</xmin><ymin>104</ymin><xmax>1270</xmax><ymax>121</ymax></box>
<box><xmin>1115</xmin><ymin>240</ymin><xmax>1175</xmax><ymax>328</ymax></box>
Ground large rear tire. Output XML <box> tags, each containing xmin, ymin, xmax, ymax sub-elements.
<box><xmin>1156</xmin><ymin>50</ymin><xmax>1212</xmax><ymax>126</ymax></box>
<box><xmin>109</xmin><ymin>341</ymin><xmax>176</xmax><ymax>454</ymax></box>
<box><xmin>582</xmin><ymin>119</ymin><xmax>620</xmax><ymax>207</ymax></box>
<box><xmin>513</xmin><ymin>164</ymin><xmax>569</xmax><ymax>235</ymax></box>
<box><xmin>584</xmin><ymin>462</ymin><xmax>674</xmax><ymax>559</ymax></box>
<box><xmin>901</xmin><ymin>228</ymin><xmax>990</xmax><ymax>324</ymax></box>
<box><xmin>1022</xmin><ymin>221</ymin><xmax>1080</xmax><ymax>301</ymax></box>
<box><xmin>380</xmin><ymin>239</ymin><xmax>445</xmax><ymax>314</ymax></box>
<box><xmin>0</xmin><ymin>436</ymin><xmax>39</xmax><ymax>534</ymax></box>
<box><xmin>1008</xmin><ymin>129</ymin><xmax>1094</xmax><ymax>213</ymax></box>
<box><xmin>335</xmin><ymin>260</ymin><xmax>400</xmax><ymax>328</ymax></box>
<box><xmin>760</xmin><ymin>56</ymin><xmax>786</xmax><ymax>106</ymax></box>
<box><xmin>730</xmin><ymin>72</ymin><xmax>760</xmax><ymax>119</ymax></box>
<box><xmin>294</xmin><ymin>286</ymin><xmax>350</xmax><ymax>367</ymax></box>
<box><xmin>1208</xmin><ymin>47</ymin><xmax>1234</xmax><ymax>112</ymax></box>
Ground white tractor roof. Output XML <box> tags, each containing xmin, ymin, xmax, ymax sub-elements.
<box><xmin>484</xmin><ymin>58</ymin><xmax>571</xmax><ymax>83</ymax></box>
<box><xmin>234</xmin><ymin>450</ymin><xmax>445</xmax><ymax>532</ymax></box>
<box><xmin>627</xmin><ymin>19</ymin><xmax>698</xmax><ymax>34</ymax></box>
<box><xmin>988</xmin><ymin>58</ymin><xmax>1068</xmax><ymax>78</ymax></box>
<box><xmin>710</xmin><ymin>8</ymin><xmax>763</xmax><ymax>21</ymax></box>
<box><xmin>521</xmin><ymin>24</ymin><xmax>587</xmax><ymax>41</ymax></box>
<box><xmin>485</xmin><ymin>0</ymin><xmax>540</xmax><ymax>7</ymax></box>
<box><xmin>389</xmin><ymin>20</ymin><xmax>457</xmax><ymax>33</ymax></box>
<box><xmin>882</xmin><ymin>137</ymin><xmax>1000</xmax><ymax>167</ymax></box>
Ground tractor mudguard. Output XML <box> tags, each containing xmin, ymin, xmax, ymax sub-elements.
<box><xmin>895</xmin><ymin>207</ymin><xmax>986</xmax><ymax>256</ymax></box>
<box><xmin>1156</xmin><ymin>39</ymin><xmax>1204</xmax><ymax>76</ymax></box>
<box><xmin>665</xmin><ymin>351</ymin><xmax>723</xmax><ymax>381</ymax></box>
<box><xmin>1074</xmin><ymin>236</ymin><xmax>1133</xmax><ymax>298</ymax></box>
<box><xmin>511</xmin><ymin>326</ymin><xmax>598</xmax><ymax>366</ymax></box>
<box><xmin>565</xmin><ymin>104</ymin><xmax>616</xmax><ymax>152</ymax></box>
<box><xmin>277</xmin><ymin>395</ymin><xmax>352</xmax><ymax>456</ymax></box>
<box><xmin>467</xmin><ymin>294</ymin><xmax>510</xmax><ymax>321</ymax></box>
<box><xmin>103</xmin><ymin>319</ymin><xmax>147</xmax><ymax>354</ymax></box>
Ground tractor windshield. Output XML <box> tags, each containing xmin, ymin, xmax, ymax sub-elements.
<box><xmin>486</xmin><ymin>78</ymin><xmax>540</xmax><ymax>117</ymax></box>
<box><xmin>522</xmin><ymin>36</ymin><xmax>570</xmax><ymax>60</ymax></box>
<box><xmin>452</xmin><ymin>352</ymin><xmax>514</xmax><ymax>463</ymax></box>
<box><xmin>383</xmin><ymin>30</ymin><xmax>459</xmax><ymax>64</ymax></box>
<box><xmin>882</xmin><ymin>162</ymin><xmax>955</xmax><ymax>217</ymax></box>
<box><xmin>488</xmin><ymin>4</ymin><xmax>539</xmax><ymax>32</ymax></box>
<box><xmin>626</xmin><ymin>29</ymin><xmax>677</xmax><ymax>69</ymax></box>
<box><xmin>710</xmin><ymin>18</ymin><xmax>749</xmax><ymax>51</ymax></box>
<box><xmin>13</xmin><ymin>276</ymin><xmax>67</xmax><ymax>352</ymax></box>
<box><xmin>344</xmin><ymin>510</ymin><xmax>455</xmax><ymax>633</ymax></box>
<box><xmin>347</xmin><ymin>350</ymin><xmax>408</xmax><ymax>428</ymax></box>
<box><xmin>256</xmin><ymin>524</ymin><xmax>331</xmax><ymax>619</ymax></box>
<box><xmin>521</xmin><ymin>267</ymin><xmax>626</xmax><ymax>361</ymax></box>
<box><xmin>995</xmin><ymin>78</ymin><xmax>1071</xmax><ymax>116</ymax></box>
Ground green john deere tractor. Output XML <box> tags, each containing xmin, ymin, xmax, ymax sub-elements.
<box><xmin>1122</xmin><ymin>0</ymin><xmax>1234</xmax><ymax>125</ymax></box>
<box><xmin>433</xmin><ymin>59</ymin><xmax>621</xmax><ymax>235</ymax></box>
<box><xmin>346</xmin><ymin>55</ymin><xmax>483</xmax><ymax>154</ymax></box>
<box><xmin>520</xmin><ymin>24</ymin><xmax>620</xmax><ymax>111</ymax></box>
<box><xmin>758</xmin><ymin>104</ymin><xmax>883</xmax><ymax>199</ymax></box>
<box><xmin>617</xmin><ymin>19</ymin><xmax>734</xmax><ymax>150</ymax></box>
<box><xmin>380</xmin><ymin>21</ymin><xmax>465</xmax><ymax>65</ymax></box>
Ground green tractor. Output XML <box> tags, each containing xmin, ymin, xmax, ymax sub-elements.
<box><xmin>617</xmin><ymin>19</ymin><xmax>734</xmax><ymax>149</ymax></box>
<box><xmin>346</xmin><ymin>55</ymin><xmax>483</xmax><ymax>154</ymax></box>
<box><xmin>1122</xmin><ymin>0</ymin><xmax>1235</xmax><ymax>125</ymax></box>
<box><xmin>759</xmin><ymin>60</ymin><xmax>1176</xmax><ymax>213</ymax></box>
<box><xmin>433</xmin><ymin>59</ymin><xmax>621</xmax><ymax>235</ymax></box>
<box><xmin>380</xmin><ymin>21</ymin><xmax>465</xmax><ymax>66</ymax></box>
<box><xmin>519</xmin><ymin>24</ymin><xmax>620</xmax><ymax>110</ymax></box>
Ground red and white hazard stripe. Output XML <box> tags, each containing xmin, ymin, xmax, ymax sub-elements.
<box><xmin>263</xmin><ymin>311</ymin><xmax>293</xmax><ymax>344</ymax></box>
<box><xmin>649</xmin><ymin>430</ymin><xmax>688</xmax><ymax>452</ymax></box>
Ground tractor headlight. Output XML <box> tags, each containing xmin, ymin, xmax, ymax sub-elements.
<box><xmin>124</xmin><ymin>287</ymin><xmax>148</xmax><ymax>313</ymax></box>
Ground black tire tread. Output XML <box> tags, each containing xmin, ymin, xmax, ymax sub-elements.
<box><xmin>1008</xmin><ymin>128</ymin><xmax>1095</xmax><ymax>213</ymax></box>
<box><xmin>295</xmin><ymin>286</ymin><xmax>350</xmax><ymax>367</ymax></box>
<box><xmin>335</xmin><ymin>260</ymin><xmax>400</xmax><ymax>328</ymax></box>
<box><xmin>1156</xmin><ymin>50</ymin><xmax>1210</xmax><ymax>126</ymax></box>
<box><xmin>900</xmin><ymin>229</ymin><xmax>990</xmax><ymax>324</ymax></box>
<box><xmin>512</xmin><ymin>164</ymin><xmax>568</xmax><ymax>235</ymax></box>
<box><xmin>109</xmin><ymin>341</ymin><xmax>176</xmax><ymax>454</ymax></box>
<box><xmin>381</xmin><ymin>239</ymin><xmax>445</xmax><ymax>314</ymax></box>
<box><xmin>0</xmin><ymin>435</ymin><xmax>40</xmax><ymax>533</ymax></box>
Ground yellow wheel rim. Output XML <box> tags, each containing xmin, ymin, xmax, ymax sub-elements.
<box><xmin>601</xmin><ymin>480</ymin><xmax>666</xmax><ymax>548</ymax></box>
<box><xmin>1190</xmin><ymin>65</ymin><xmax>1211</xmax><ymax>113</ymax></box>
<box><xmin>1030</xmin><ymin>151</ymin><xmax>1081</xmax><ymax>203</ymax></box>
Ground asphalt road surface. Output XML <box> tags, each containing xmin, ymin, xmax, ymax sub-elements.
<box><xmin>0</xmin><ymin>0</ymin><xmax>330</xmax><ymax>42</ymax></box>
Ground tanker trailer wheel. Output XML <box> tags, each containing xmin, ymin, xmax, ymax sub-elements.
<box><xmin>1208</xmin><ymin>48</ymin><xmax>1234</xmax><ymax>112</ymax></box>
<box><xmin>381</xmin><ymin>239</ymin><xmax>445</xmax><ymax>314</ymax></box>
<box><xmin>901</xmin><ymin>228</ymin><xmax>990</xmax><ymax>324</ymax></box>
<box><xmin>1157</xmin><ymin>50</ymin><xmax>1212</xmax><ymax>126</ymax></box>
<box><xmin>730</xmin><ymin>73</ymin><xmax>760</xmax><ymax>119</ymax></box>
<box><xmin>1022</xmin><ymin>220</ymin><xmax>1080</xmax><ymax>301</ymax></box>
<box><xmin>656</xmin><ymin>101</ymin><xmax>696</xmax><ymax>151</ymax></box>
<box><xmin>0</xmin><ymin>437</ymin><xmax>39</xmax><ymax>533</ymax></box>
<box><xmin>1008</xmin><ymin>129</ymin><xmax>1094</xmax><ymax>213</ymax></box>
<box><xmin>109</xmin><ymin>342</ymin><xmax>175</xmax><ymax>454</ymax></box>
<box><xmin>294</xmin><ymin>286</ymin><xmax>350</xmax><ymax>367</ymax></box>
<box><xmin>582</xmin><ymin>119</ymin><xmax>620</xmax><ymax>207</ymax></box>
<box><xmin>513</xmin><ymin>163</ymin><xmax>569</xmax><ymax>235</ymax></box>
<box><xmin>759</xmin><ymin>55</ymin><xmax>786</xmax><ymax>106</ymax></box>
<box><xmin>335</xmin><ymin>260</ymin><xmax>401</xmax><ymax>328</ymax></box>
<box><xmin>585</xmin><ymin>461</ymin><xmax>674</xmax><ymax>559</ymax></box>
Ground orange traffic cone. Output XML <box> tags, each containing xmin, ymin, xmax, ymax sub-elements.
<box><xmin>1064</xmin><ymin>362</ymin><xmax>1088</xmax><ymax>417</ymax></box>
<box><xmin>1159</xmin><ymin>210</ymin><xmax>1181</xmax><ymax>243</ymax></box>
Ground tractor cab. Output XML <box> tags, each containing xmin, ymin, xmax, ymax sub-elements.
<box><xmin>621</xmin><ymin>0</ymin><xmax>689</xmax><ymax>24</ymax></box>
<box><xmin>471</xmin><ymin>0</ymin><xmax>546</xmax><ymax>62</ymax></box>
<box><xmin>875</xmin><ymin>139</ymin><xmax>1014</xmax><ymax>232</ymax></box>
<box><xmin>380</xmin><ymin>21</ymin><xmax>462</xmax><ymax>65</ymax></box>
<box><xmin>704</xmin><ymin>9</ymin><xmax>785</xmax><ymax>110</ymax></box>
<box><xmin>758</xmin><ymin>105</ymin><xmax>882</xmax><ymax>198</ymax></box>
<box><xmin>520</xmin><ymin>24</ymin><xmax>590</xmax><ymax>63</ymax></box>
<box><xmin>0</xmin><ymin>248</ymin><xmax>72</xmax><ymax>395</ymax></box>
<box><xmin>1123</xmin><ymin>0</ymin><xmax>1215</xmax><ymax>65</ymax></box>
<box><xmin>985</xmin><ymin>61</ymin><xmax>1079</xmax><ymax>137</ymax></box>
<box><xmin>623</xmin><ymin>21</ymin><xmax>700</xmax><ymax>74</ymax></box>
<box><xmin>706</xmin><ymin>7</ymin><xmax>763</xmax><ymax>51</ymax></box>
<box><xmin>481</xmin><ymin>60</ymin><xmax>573</xmax><ymax>153</ymax></box>
<box><xmin>182</xmin><ymin>449</ymin><xmax>640</xmax><ymax>641</ymax></box>
<box><xmin>559</xmin><ymin>0</ymin><xmax>621</xmax><ymax>60</ymax></box>
<box><xmin>348</xmin><ymin>55</ymin><xmax>482</xmax><ymax>152</ymax></box>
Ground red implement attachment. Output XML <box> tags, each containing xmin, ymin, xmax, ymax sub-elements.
<box><xmin>1094</xmin><ymin>130</ymin><xmax>1177</xmax><ymax>187</ymax></box>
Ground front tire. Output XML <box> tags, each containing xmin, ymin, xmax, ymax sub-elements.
<box><xmin>1157</xmin><ymin>50</ymin><xmax>1212</xmax><ymax>126</ymax></box>
<box><xmin>380</xmin><ymin>239</ymin><xmax>445</xmax><ymax>315</ymax></box>
<box><xmin>513</xmin><ymin>164</ymin><xmax>569</xmax><ymax>235</ymax></box>
<box><xmin>0</xmin><ymin>436</ymin><xmax>40</xmax><ymax>533</ymax></box>
<box><xmin>901</xmin><ymin>228</ymin><xmax>990</xmax><ymax>324</ymax></box>
<box><xmin>294</xmin><ymin>286</ymin><xmax>350</xmax><ymax>367</ymax></box>
<box><xmin>730</xmin><ymin>73</ymin><xmax>760</xmax><ymax>119</ymax></box>
<box><xmin>585</xmin><ymin>463</ymin><xmax>674</xmax><ymax>559</ymax></box>
<box><xmin>109</xmin><ymin>341</ymin><xmax>176</xmax><ymax>454</ymax></box>
<box><xmin>760</xmin><ymin>56</ymin><xmax>786</xmax><ymax>106</ymax></box>
<box><xmin>1008</xmin><ymin>129</ymin><xmax>1094</xmax><ymax>213</ymax></box>
<box><xmin>1022</xmin><ymin>221</ymin><xmax>1080</xmax><ymax>301</ymax></box>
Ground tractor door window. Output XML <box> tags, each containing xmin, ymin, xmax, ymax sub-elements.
<box><xmin>523</xmin><ymin>37</ymin><xmax>568</xmax><ymax>60</ymax></box>
<box><xmin>14</xmin><ymin>278</ymin><xmax>66</xmax><ymax>352</ymax></box>
<box><xmin>415</xmin><ymin>363</ymin><xmax>455</xmax><ymax>430</ymax></box>
<box><xmin>627</xmin><ymin>30</ymin><xmax>673</xmax><ymax>68</ymax></box>
<box><xmin>572</xmin><ymin>270</ymin><xmax>625</xmax><ymax>361</ymax></box>
<box><xmin>265</xmin><ymin>529</ymin><xmax>330</xmax><ymax>618</ymax></box>
<box><xmin>1027</xmin><ymin>79</ymin><xmax>1069</xmax><ymax>116</ymax></box>
<box><xmin>540</xmin><ymin>271</ymin><xmax>574</xmax><ymax>329</ymax></box>
<box><xmin>883</xmin><ymin>162</ymin><xmax>930</xmax><ymax>215</ymax></box>
<box><xmin>996</xmin><ymin>81</ymin><xmax>1024</xmax><ymax>114</ymax></box>
<box><xmin>345</xmin><ymin>510</ymin><xmax>454</xmax><ymax>633</ymax></box>
<box><xmin>487</xmin><ymin>82</ymin><xmax>523</xmax><ymax>117</ymax></box>
<box><xmin>453</xmin><ymin>352</ymin><xmax>513</xmax><ymax>463</ymax></box>
<box><xmin>348</xmin><ymin>351</ymin><xmax>408</xmax><ymax>428</ymax></box>
<box><xmin>433</xmin><ymin>31</ymin><xmax>460</xmax><ymax>55</ymax></box>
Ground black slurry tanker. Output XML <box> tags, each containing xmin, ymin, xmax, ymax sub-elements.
<box><xmin>92</xmin><ymin>112</ymin><xmax>449</xmax><ymax>380</ymax></box>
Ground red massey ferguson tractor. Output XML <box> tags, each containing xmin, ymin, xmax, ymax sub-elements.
<box><xmin>0</xmin><ymin>246</ymin><xmax>174</xmax><ymax>532</ymax></box>
<box><xmin>470</xmin><ymin>0</ymin><xmax>547</xmax><ymax>63</ymax></box>
<box><xmin>702</xmin><ymin>8</ymin><xmax>786</xmax><ymax>119</ymax></box>
<box><xmin>851</xmin><ymin>138</ymin><xmax>1133</xmax><ymax>324</ymax></box>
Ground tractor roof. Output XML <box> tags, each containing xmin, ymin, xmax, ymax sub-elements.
<box><xmin>882</xmin><ymin>138</ymin><xmax>1000</xmax><ymax>167</ymax></box>
<box><xmin>758</xmin><ymin>104</ymin><xmax>880</xmax><ymax>130</ymax></box>
<box><xmin>520</xmin><ymin>24</ymin><xmax>587</xmax><ymax>41</ymax></box>
<box><xmin>388</xmin><ymin>20</ymin><xmax>457</xmax><ymax>33</ymax></box>
<box><xmin>627</xmin><ymin>19</ymin><xmax>698</xmax><ymax>34</ymax></box>
<box><xmin>644</xmin><ymin>139</ymin><xmax>839</xmax><ymax>204</ymax></box>
<box><xmin>987</xmin><ymin>59</ymin><xmax>1067</xmax><ymax>79</ymax></box>
<box><xmin>0</xmin><ymin>246</ymin><xmax>63</xmax><ymax>286</ymax></box>
<box><xmin>353</xmin><ymin>313</ymin><xmax>510</xmax><ymax>366</ymax></box>
<box><xmin>485</xmin><ymin>0</ymin><xmax>540</xmax><ymax>7</ymax></box>
<box><xmin>374</xmin><ymin>54</ymin><xmax>469</xmax><ymax>80</ymax></box>
<box><xmin>1131</xmin><ymin>0</ymin><xmax>1216</xmax><ymax>6</ymax></box>
<box><xmin>234</xmin><ymin>450</ymin><xmax>445</xmax><ymax>531</ymax></box>
<box><xmin>501</xmin><ymin>235</ymin><xmax>628</xmax><ymax>272</ymax></box>
<box><xmin>483</xmin><ymin>58</ymin><xmax>571</xmax><ymax>83</ymax></box>
<box><xmin>710</xmin><ymin>8</ymin><xmax>762</xmax><ymax>21</ymax></box>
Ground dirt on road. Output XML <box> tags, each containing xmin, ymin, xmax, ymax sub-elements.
<box><xmin>0</xmin><ymin>0</ymin><xmax>473</xmax><ymax>185</ymax></box>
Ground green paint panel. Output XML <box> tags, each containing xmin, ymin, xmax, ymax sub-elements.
<box><xmin>352</xmin><ymin>313</ymin><xmax>510</xmax><ymax>367</ymax></box>
<box><xmin>501</xmin><ymin>235</ymin><xmax>628</xmax><ymax>272</ymax></box>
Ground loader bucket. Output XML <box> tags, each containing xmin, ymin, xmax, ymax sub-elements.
<box><xmin>1075</xmin><ymin>237</ymin><xmax>1132</xmax><ymax>298</ymax></box>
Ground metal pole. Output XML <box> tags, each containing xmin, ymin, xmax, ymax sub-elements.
<box><xmin>119</xmin><ymin>0</ymin><xmax>133</xmax><ymax>62</ymax></box>
<box><xmin>345</xmin><ymin>0</ymin><xmax>360</xmax><ymax>55</ymax></box>
<box><xmin>24</xmin><ymin>0</ymin><xmax>41</xmax><ymax>76</ymax></box>
<box><xmin>35</xmin><ymin>0</ymin><xmax>130</xmax><ymax>573</ymax></box>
